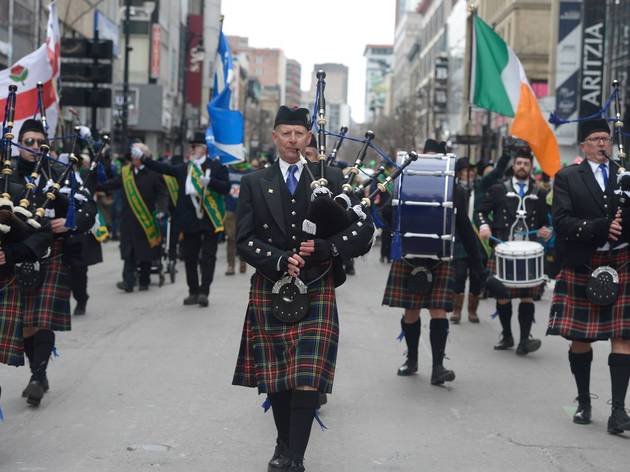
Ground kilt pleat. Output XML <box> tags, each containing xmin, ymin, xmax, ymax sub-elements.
<box><xmin>22</xmin><ymin>240</ymin><xmax>71</xmax><ymax>332</ymax></box>
<box><xmin>488</xmin><ymin>258</ymin><xmax>545</xmax><ymax>299</ymax></box>
<box><xmin>382</xmin><ymin>259</ymin><xmax>454</xmax><ymax>310</ymax></box>
<box><xmin>233</xmin><ymin>272</ymin><xmax>339</xmax><ymax>394</ymax></box>
<box><xmin>0</xmin><ymin>275</ymin><xmax>24</xmax><ymax>366</ymax></box>
<box><xmin>547</xmin><ymin>247</ymin><xmax>630</xmax><ymax>341</ymax></box>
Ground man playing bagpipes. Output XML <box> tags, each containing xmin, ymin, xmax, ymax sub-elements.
<box><xmin>232</xmin><ymin>106</ymin><xmax>374</xmax><ymax>472</ymax></box>
<box><xmin>141</xmin><ymin>132</ymin><xmax>230</xmax><ymax>307</ymax></box>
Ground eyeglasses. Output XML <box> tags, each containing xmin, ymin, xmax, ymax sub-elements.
<box><xmin>22</xmin><ymin>137</ymin><xmax>48</xmax><ymax>147</ymax></box>
<box><xmin>584</xmin><ymin>136</ymin><xmax>613</xmax><ymax>144</ymax></box>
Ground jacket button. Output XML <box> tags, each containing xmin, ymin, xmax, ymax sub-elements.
<box><xmin>268</xmin><ymin>238</ymin><xmax>272</xmax><ymax>243</ymax></box>
<box><xmin>291</xmin><ymin>223</ymin><xmax>296</xmax><ymax>228</ymax></box>
<box><xmin>263</xmin><ymin>224</ymin><xmax>269</xmax><ymax>229</ymax></box>
<box><xmin>291</xmin><ymin>211</ymin><xmax>296</xmax><ymax>216</ymax></box>
<box><xmin>291</xmin><ymin>199</ymin><xmax>296</xmax><ymax>204</ymax></box>
<box><xmin>292</xmin><ymin>235</ymin><xmax>296</xmax><ymax>240</ymax></box>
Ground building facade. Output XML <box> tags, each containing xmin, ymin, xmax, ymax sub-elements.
<box><xmin>364</xmin><ymin>44</ymin><xmax>393</xmax><ymax>123</ymax></box>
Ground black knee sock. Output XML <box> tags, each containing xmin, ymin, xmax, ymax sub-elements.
<box><xmin>31</xmin><ymin>330</ymin><xmax>54</xmax><ymax>382</ymax></box>
<box><xmin>429</xmin><ymin>318</ymin><xmax>449</xmax><ymax>367</ymax></box>
<box><xmin>518</xmin><ymin>302</ymin><xmax>535</xmax><ymax>341</ymax></box>
<box><xmin>401</xmin><ymin>318</ymin><xmax>420</xmax><ymax>362</ymax></box>
<box><xmin>609</xmin><ymin>353</ymin><xmax>630</xmax><ymax>411</ymax></box>
<box><xmin>569</xmin><ymin>349</ymin><xmax>592</xmax><ymax>404</ymax></box>
<box><xmin>497</xmin><ymin>302</ymin><xmax>513</xmax><ymax>337</ymax></box>
<box><xmin>23</xmin><ymin>335</ymin><xmax>35</xmax><ymax>370</ymax></box>
<box><xmin>288</xmin><ymin>390</ymin><xmax>319</xmax><ymax>461</ymax></box>
<box><xmin>269</xmin><ymin>390</ymin><xmax>292</xmax><ymax>447</ymax></box>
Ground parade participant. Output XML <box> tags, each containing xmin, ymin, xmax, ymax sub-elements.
<box><xmin>478</xmin><ymin>147</ymin><xmax>551</xmax><ymax>355</ymax></box>
<box><xmin>382</xmin><ymin>139</ymin><xmax>485</xmax><ymax>385</ymax></box>
<box><xmin>450</xmin><ymin>157</ymin><xmax>482</xmax><ymax>324</ymax></box>
<box><xmin>141</xmin><ymin>132</ymin><xmax>229</xmax><ymax>307</ymax></box>
<box><xmin>13</xmin><ymin>119</ymin><xmax>97</xmax><ymax>406</ymax></box>
<box><xmin>302</xmin><ymin>135</ymin><xmax>318</xmax><ymax>163</ymax></box>
<box><xmin>224</xmin><ymin>162</ymin><xmax>249</xmax><ymax>276</ymax></box>
<box><xmin>232</xmin><ymin>106</ymin><xmax>374</xmax><ymax>472</ymax></box>
<box><xmin>547</xmin><ymin>118</ymin><xmax>630</xmax><ymax>434</ymax></box>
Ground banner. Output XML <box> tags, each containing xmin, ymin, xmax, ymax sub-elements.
<box><xmin>578</xmin><ymin>0</ymin><xmax>605</xmax><ymax>119</ymax></box>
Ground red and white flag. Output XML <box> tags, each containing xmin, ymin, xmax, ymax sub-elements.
<box><xmin>0</xmin><ymin>1</ymin><xmax>60</xmax><ymax>139</ymax></box>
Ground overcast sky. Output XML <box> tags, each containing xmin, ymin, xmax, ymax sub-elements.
<box><xmin>221</xmin><ymin>0</ymin><xmax>396</xmax><ymax>123</ymax></box>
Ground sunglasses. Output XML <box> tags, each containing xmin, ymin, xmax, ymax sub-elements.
<box><xmin>22</xmin><ymin>137</ymin><xmax>48</xmax><ymax>147</ymax></box>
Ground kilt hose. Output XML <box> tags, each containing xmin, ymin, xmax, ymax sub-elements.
<box><xmin>22</xmin><ymin>240</ymin><xmax>71</xmax><ymax>332</ymax></box>
<box><xmin>0</xmin><ymin>274</ymin><xmax>24</xmax><ymax>366</ymax></box>
<box><xmin>488</xmin><ymin>258</ymin><xmax>545</xmax><ymax>300</ymax></box>
<box><xmin>548</xmin><ymin>247</ymin><xmax>630</xmax><ymax>341</ymax></box>
<box><xmin>382</xmin><ymin>259</ymin><xmax>454</xmax><ymax>311</ymax></box>
<box><xmin>233</xmin><ymin>271</ymin><xmax>339</xmax><ymax>394</ymax></box>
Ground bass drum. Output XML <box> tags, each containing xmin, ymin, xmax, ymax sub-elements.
<box><xmin>392</xmin><ymin>153</ymin><xmax>456</xmax><ymax>260</ymax></box>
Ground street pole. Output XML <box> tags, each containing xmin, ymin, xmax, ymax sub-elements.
<box><xmin>121</xmin><ymin>0</ymin><xmax>131</xmax><ymax>154</ymax></box>
<box><xmin>180</xmin><ymin>18</ymin><xmax>189</xmax><ymax>159</ymax></box>
<box><xmin>8</xmin><ymin>0</ymin><xmax>14</xmax><ymax>66</ymax></box>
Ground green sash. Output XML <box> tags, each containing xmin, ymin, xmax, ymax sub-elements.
<box><xmin>189</xmin><ymin>162</ymin><xmax>225</xmax><ymax>232</ymax></box>
<box><xmin>164</xmin><ymin>175</ymin><xmax>179</xmax><ymax>206</ymax></box>
<box><xmin>122</xmin><ymin>165</ymin><xmax>161</xmax><ymax>248</ymax></box>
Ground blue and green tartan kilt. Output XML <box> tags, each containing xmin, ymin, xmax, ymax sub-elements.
<box><xmin>488</xmin><ymin>258</ymin><xmax>545</xmax><ymax>300</ymax></box>
<box><xmin>0</xmin><ymin>274</ymin><xmax>24</xmax><ymax>366</ymax></box>
<box><xmin>547</xmin><ymin>247</ymin><xmax>630</xmax><ymax>341</ymax></box>
<box><xmin>22</xmin><ymin>240</ymin><xmax>71</xmax><ymax>332</ymax></box>
<box><xmin>382</xmin><ymin>259</ymin><xmax>454</xmax><ymax>311</ymax></box>
<box><xmin>232</xmin><ymin>271</ymin><xmax>339</xmax><ymax>394</ymax></box>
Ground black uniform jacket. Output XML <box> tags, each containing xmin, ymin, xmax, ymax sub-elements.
<box><xmin>142</xmin><ymin>157</ymin><xmax>230</xmax><ymax>234</ymax></box>
<box><xmin>98</xmin><ymin>165</ymin><xmax>168</xmax><ymax>262</ymax></box>
<box><xmin>236</xmin><ymin>159</ymin><xmax>375</xmax><ymax>287</ymax></box>
<box><xmin>453</xmin><ymin>184</ymin><xmax>485</xmax><ymax>273</ymax></box>
<box><xmin>477</xmin><ymin>177</ymin><xmax>548</xmax><ymax>243</ymax></box>
<box><xmin>553</xmin><ymin>159</ymin><xmax>630</xmax><ymax>268</ymax></box>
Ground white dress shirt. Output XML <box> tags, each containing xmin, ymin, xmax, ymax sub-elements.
<box><xmin>512</xmin><ymin>177</ymin><xmax>528</xmax><ymax>196</ymax></box>
<box><xmin>278</xmin><ymin>157</ymin><xmax>304</xmax><ymax>185</ymax></box>
<box><xmin>588</xmin><ymin>159</ymin><xmax>609</xmax><ymax>192</ymax></box>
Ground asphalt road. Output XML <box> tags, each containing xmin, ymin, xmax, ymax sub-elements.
<box><xmin>1</xmin><ymin>241</ymin><xmax>629</xmax><ymax>472</ymax></box>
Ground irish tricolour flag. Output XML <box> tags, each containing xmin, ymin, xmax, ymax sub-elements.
<box><xmin>471</xmin><ymin>16</ymin><xmax>560</xmax><ymax>176</ymax></box>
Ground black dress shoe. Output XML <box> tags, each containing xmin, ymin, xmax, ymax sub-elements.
<box><xmin>267</xmin><ymin>441</ymin><xmax>291</xmax><ymax>472</ymax></box>
<box><xmin>116</xmin><ymin>281</ymin><xmax>133</xmax><ymax>293</ymax></box>
<box><xmin>197</xmin><ymin>295</ymin><xmax>209</xmax><ymax>307</ymax></box>
<box><xmin>24</xmin><ymin>380</ymin><xmax>45</xmax><ymax>406</ymax></box>
<box><xmin>183</xmin><ymin>294</ymin><xmax>199</xmax><ymax>305</ymax></box>
<box><xmin>516</xmin><ymin>337</ymin><xmax>541</xmax><ymax>356</ymax></box>
<box><xmin>494</xmin><ymin>333</ymin><xmax>515</xmax><ymax>350</ymax></box>
<box><xmin>608</xmin><ymin>408</ymin><xmax>630</xmax><ymax>434</ymax></box>
<box><xmin>22</xmin><ymin>375</ymin><xmax>49</xmax><ymax>397</ymax></box>
<box><xmin>573</xmin><ymin>402</ymin><xmax>592</xmax><ymax>425</ymax></box>
<box><xmin>431</xmin><ymin>365</ymin><xmax>456</xmax><ymax>385</ymax></box>
<box><xmin>397</xmin><ymin>358</ymin><xmax>418</xmax><ymax>376</ymax></box>
<box><xmin>138</xmin><ymin>285</ymin><xmax>149</xmax><ymax>291</ymax></box>
<box><xmin>287</xmin><ymin>458</ymin><xmax>305</xmax><ymax>472</ymax></box>
<box><xmin>74</xmin><ymin>304</ymin><xmax>86</xmax><ymax>316</ymax></box>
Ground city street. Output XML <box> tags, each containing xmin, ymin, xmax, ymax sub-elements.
<box><xmin>1</xmin><ymin>242</ymin><xmax>629</xmax><ymax>472</ymax></box>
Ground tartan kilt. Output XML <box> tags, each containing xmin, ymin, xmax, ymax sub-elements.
<box><xmin>0</xmin><ymin>274</ymin><xmax>24</xmax><ymax>366</ymax></box>
<box><xmin>382</xmin><ymin>259</ymin><xmax>454</xmax><ymax>311</ymax></box>
<box><xmin>233</xmin><ymin>271</ymin><xmax>339</xmax><ymax>394</ymax></box>
<box><xmin>547</xmin><ymin>247</ymin><xmax>630</xmax><ymax>341</ymax></box>
<box><xmin>22</xmin><ymin>240</ymin><xmax>71</xmax><ymax>332</ymax></box>
<box><xmin>488</xmin><ymin>258</ymin><xmax>545</xmax><ymax>300</ymax></box>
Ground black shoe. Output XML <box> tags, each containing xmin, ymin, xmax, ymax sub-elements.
<box><xmin>24</xmin><ymin>380</ymin><xmax>45</xmax><ymax>407</ymax></box>
<box><xmin>431</xmin><ymin>365</ymin><xmax>456</xmax><ymax>385</ymax></box>
<box><xmin>116</xmin><ymin>281</ymin><xmax>133</xmax><ymax>293</ymax></box>
<box><xmin>397</xmin><ymin>358</ymin><xmax>418</xmax><ymax>376</ymax></box>
<box><xmin>345</xmin><ymin>266</ymin><xmax>355</xmax><ymax>276</ymax></box>
<box><xmin>138</xmin><ymin>285</ymin><xmax>149</xmax><ymax>291</ymax></box>
<box><xmin>516</xmin><ymin>337</ymin><xmax>541</xmax><ymax>356</ymax></box>
<box><xmin>267</xmin><ymin>441</ymin><xmax>291</xmax><ymax>472</ymax></box>
<box><xmin>287</xmin><ymin>458</ymin><xmax>305</xmax><ymax>472</ymax></box>
<box><xmin>183</xmin><ymin>294</ymin><xmax>198</xmax><ymax>305</ymax></box>
<box><xmin>74</xmin><ymin>304</ymin><xmax>86</xmax><ymax>316</ymax></box>
<box><xmin>494</xmin><ymin>333</ymin><xmax>515</xmax><ymax>350</ymax></box>
<box><xmin>573</xmin><ymin>401</ymin><xmax>592</xmax><ymax>425</ymax></box>
<box><xmin>608</xmin><ymin>408</ymin><xmax>630</xmax><ymax>434</ymax></box>
<box><xmin>198</xmin><ymin>295</ymin><xmax>209</xmax><ymax>307</ymax></box>
<box><xmin>22</xmin><ymin>375</ymin><xmax>49</xmax><ymax>397</ymax></box>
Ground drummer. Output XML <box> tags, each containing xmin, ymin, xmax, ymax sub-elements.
<box><xmin>478</xmin><ymin>146</ymin><xmax>552</xmax><ymax>355</ymax></box>
<box><xmin>382</xmin><ymin>139</ymin><xmax>485</xmax><ymax>385</ymax></box>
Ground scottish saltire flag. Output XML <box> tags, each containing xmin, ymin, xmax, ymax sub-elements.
<box><xmin>206</xmin><ymin>31</ymin><xmax>244</xmax><ymax>165</ymax></box>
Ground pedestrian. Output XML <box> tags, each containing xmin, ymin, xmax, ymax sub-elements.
<box><xmin>547</xmin><ymin>118</ymin><xmax>630</xmax><ymax>434</ymax></box>
<box><xmin>141</xmin><ymin>132</ymin><xmax>230</xmax><ymax>307</ymax></box>
<box><xmin>232</xmin><ymin>106</ymin><xmax>374</xmax><ymax>472</ymax></box>
<box><xmin>478</xmin><ymin>147</ymin><xmax>552</xmax><ymax>354</ymax></box>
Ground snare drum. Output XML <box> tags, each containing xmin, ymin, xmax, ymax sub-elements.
<box><xmin>494</xmin><ymin>241</ymin><xmax>545</xmax><ymax>288</ymax></box>
<box><xmin>392</xmin><ymin>153</ymin><xmax>456</xmax><ymax>260</ymax></box>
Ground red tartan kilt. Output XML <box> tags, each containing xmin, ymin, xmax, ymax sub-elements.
<box><xmin>382</xmin><ymin>259</ymin><xmax>454</xmax><ymax>311</ymax></box>
<box><xmin>22</xmin><ymin>240</ymin><xmax>71</xmax><ymax>331</ymax></box>
<box><xmin>488</xmin><ymin>258</ymin><xmax>545</xmax><ymax>299</ymax></box>
<box><xmin>233</xmin><ymin>272</ymin><xmax>339</xmax><ymax>394</ymax></box>
<box><xmin>548</xmin><ymin>247</ymin><xmax>630</xmax><ymax>341</ymax></box>
<box><xmin>0</xmin><ymin>274</ymin><xmax>24</xmax><ymax>366</ymax></box>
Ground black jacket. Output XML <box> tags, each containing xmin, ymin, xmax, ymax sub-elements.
<box><xmin>142</xmin><ymin>157</ymin><xmax>230</xmax><ymax>234</ymax></box>
<box><xmin>236</xmin><ymin>160</ymin><xmax>374</xmax><ymax>287</ymax></box>
<box><xmin>553</xmin><ymin>159</ymin><xmax>630</xmax><ymax>268</ymax></box>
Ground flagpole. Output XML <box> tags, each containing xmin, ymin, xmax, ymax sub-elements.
<box><xmin>465</xmin><ymin>2</ymin><xmax>477</xmax><ymax>162</ymax></box>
